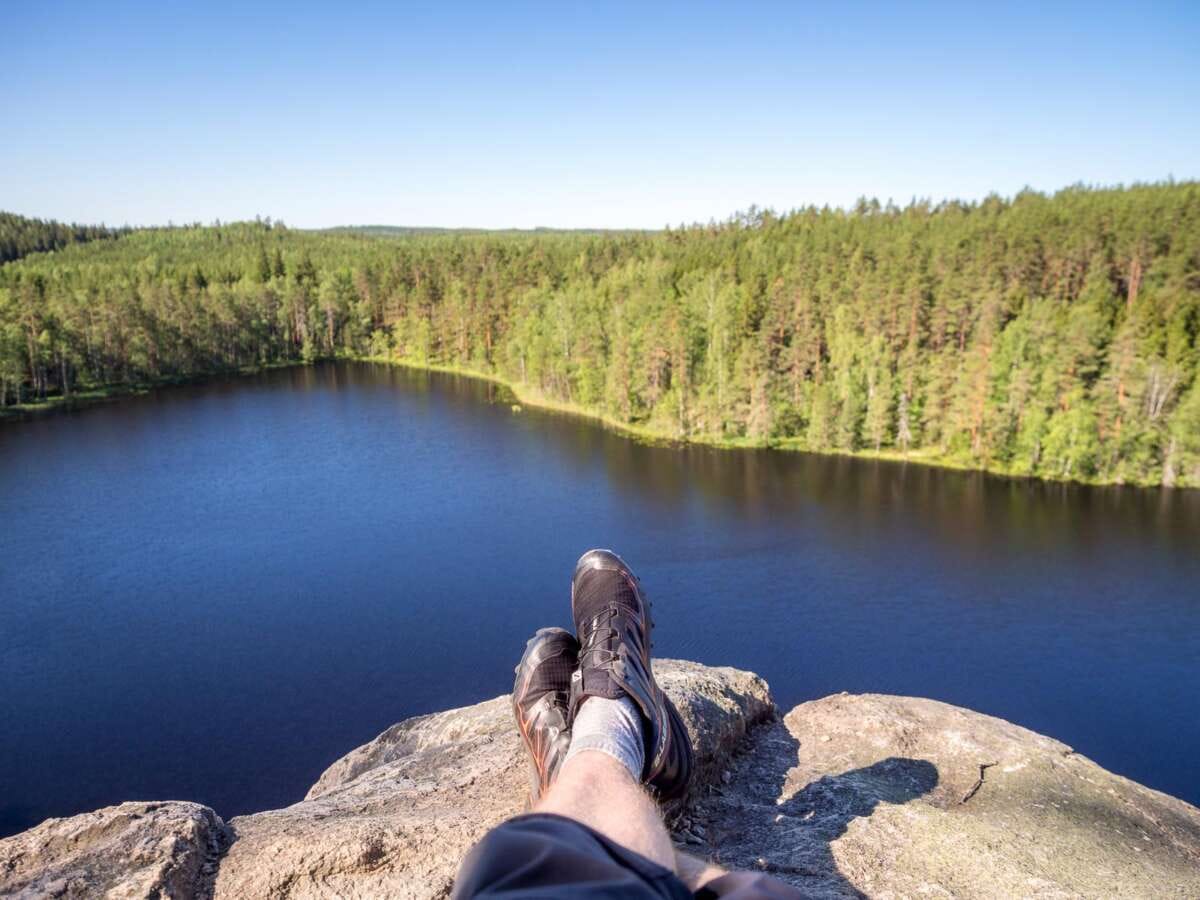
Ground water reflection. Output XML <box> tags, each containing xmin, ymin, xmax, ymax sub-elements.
<box><xmin>380</xmin><ymin>362</ymin><xmax>1197</xmax><ymax>559</ymax></box>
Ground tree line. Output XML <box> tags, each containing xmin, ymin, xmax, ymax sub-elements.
<box><xmin>0</xmin><ymin>212</ymin><xmax>131</xmax><ymax>265</ymax></box>
<box><xmin>1</xmin><ymin>182</ymin><xmax>1197</xmax><ymax>487</ymax></box>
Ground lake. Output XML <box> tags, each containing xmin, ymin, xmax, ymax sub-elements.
<box><xmin>1</xmin><ymin>361</ymin><xmax>1198</xmax><ymax>837</ymax></box>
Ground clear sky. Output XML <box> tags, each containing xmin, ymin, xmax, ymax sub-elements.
<box><xmin>3</xmin><ymin>2</ymin><xmax>1197</xmax><ymax>229</ymax></box>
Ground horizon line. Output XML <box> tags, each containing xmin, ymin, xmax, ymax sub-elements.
<box><xmin>3</xmin><ymin>175</ymin><xmax>1192</xmax><ymax>233</ymax></box>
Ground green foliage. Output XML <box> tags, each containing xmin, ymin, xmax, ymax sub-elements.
<box><xmin>0</xmin><ymin>211</ymin><xmax>130</xmax><ymax>264</ymax></box>
<box><xmin>1</xmin><ymin>182</ymin><xmax>1198</xmax><ymax>487</ymax></box>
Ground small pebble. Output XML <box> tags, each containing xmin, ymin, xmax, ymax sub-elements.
<box><xmin>721</xmin><ymin>770</ymin><xmax>732</xmax><ymax>784</ymax></box>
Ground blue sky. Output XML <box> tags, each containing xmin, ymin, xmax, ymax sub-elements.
<box><xmin>3</xmin><ymin>2</ymin><xmax>1197</xmax><ymax>228</ymax></box>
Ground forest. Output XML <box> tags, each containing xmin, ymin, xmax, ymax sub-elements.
<box><xmin>0</xmin><ymin>212</ymin><xmax>130</xmax><ymax>265</ymax></box>
<box><xmin>1</xmin><ymin>182</ymin><xmax>1198</xmax><ymax>487</ymax></box>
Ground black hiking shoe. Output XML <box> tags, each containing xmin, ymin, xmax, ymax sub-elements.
<box><xmin>569</xmin><ymin>549</ymin><xmax>694</xmax><ymax>801</ymax></box>
<box><xmin>513</xmin><ymin>627</ymin><xmax>579</xmax><ymax>802</ymax></box>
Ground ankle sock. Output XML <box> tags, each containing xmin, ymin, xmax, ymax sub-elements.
<box><xmin>562</xmin><ymin>695</ymin><xmax>645</xmax><ymax>782</ymax></box>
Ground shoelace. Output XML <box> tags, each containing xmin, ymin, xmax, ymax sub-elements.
<box><xmin>580</xmin><ymin>606</ymin><xmax>621</xmax><ymax>667</ymax></box>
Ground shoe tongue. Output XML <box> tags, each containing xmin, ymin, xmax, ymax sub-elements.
<box><xmin>577</xmin><ymin>664</ymin><xmax>627</xmax><ymax>703</ymax></box>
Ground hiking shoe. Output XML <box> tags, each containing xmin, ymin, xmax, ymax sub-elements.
<box><xmin>513</xmin><ymin>627</ymin><xmax>579</xmax><ymax>802</ymax></box>
<box><xmin>569</xmin><ymin>549</ymin><xmax>694</xmax><ymax>801</ymax></box>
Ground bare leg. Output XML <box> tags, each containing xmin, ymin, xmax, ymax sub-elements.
<box><xmin>535</xmin><ymin>750</ymin><xmax>675</xmax><ymax>869</ymax></box>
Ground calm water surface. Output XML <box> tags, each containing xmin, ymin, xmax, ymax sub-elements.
<box><xmin>2</xmin><ymin>362</ymin><xmax>1198</xmax><ymax>836</ymax></box>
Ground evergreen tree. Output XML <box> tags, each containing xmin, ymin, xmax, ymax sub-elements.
<box><xmin>1</xmin><ymin>182</ymin><xmax>1196</xmax><ymax>486</ymax></box>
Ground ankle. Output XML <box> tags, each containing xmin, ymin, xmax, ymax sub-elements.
<box><xmin>562</xmin><ymin>695</ymin><xmax>645</xmax><ymax>783</ymax></box>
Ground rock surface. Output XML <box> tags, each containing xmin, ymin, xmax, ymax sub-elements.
<box><xmin>213</xmin><ymin>659</ymin><xmax>772</xmax><ymax>898</ymax></box>
<box><xmin>689</xmin><ymin>692</ymin><xmax>1200</xmax><ymax>898</ymax></box>
<box><xmin>0</xmin><ymin>801</ymin><xmax>226</xmax><ymax>899</ymax></box>
<box><xmin>3</xmin><ymin>663</ymin><xmax>1198</xmax><ymax>899</ymax></box>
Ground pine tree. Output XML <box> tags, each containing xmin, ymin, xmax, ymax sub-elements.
<box><xmin>257</xmin><ymin>247</ymin><xmax>272</xmax><ymax>283</ymax></box>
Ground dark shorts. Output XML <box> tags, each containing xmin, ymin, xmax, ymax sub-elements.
<box><xmin>452</xmin><ymin>813</ymin><xmax>803</xmax><ymax>899</ymax></box>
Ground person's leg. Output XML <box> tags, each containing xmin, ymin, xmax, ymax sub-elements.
<box><xmin>456</xmin><ymin>625</ymin><xmax>690</xmax><ymax>899</ymax></box>
<box><xmin>530</xmin><ymin>753</ymin><xmax>736</xmax><ymax>894</ymax></box>
<box><xmin>457</xmin><ymin>549</ymin><xmax>804</xmax><ymax>897</ymax></box>
<box><xmin>516</xmin><ymin>547</ymin><xmax>698</xmax><ymax>875</ymax></box>
<box><xmin>451</xmin><ymin>812</ymin><xmax>690</xmax><ymax>899</ymax></box>
<box><xmin>535</xmin><ymin>749</ymin><xmax>676</xmax><ymax>869</ymax></box>
<box><xmin>530</xmin><ymin>749</ymin><xmax>733</xmax><ymax>892</ymax></box>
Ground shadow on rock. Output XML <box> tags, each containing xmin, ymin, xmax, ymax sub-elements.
<box><xmin>776</xmin><ymin>757</ymin><xmax>939</xmax><ymax>897</ymax></box>
<box><xmin>697</xmin><ymin>721</ymin><xmax>938</xmax><ymax>898</ymax></box>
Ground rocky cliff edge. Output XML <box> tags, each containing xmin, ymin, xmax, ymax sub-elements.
<box><xmin>2</xmin><ymin>660</ymin><xmax>1198</xmax><ymax>899</ymax></box>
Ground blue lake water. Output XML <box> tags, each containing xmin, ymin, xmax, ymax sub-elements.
<box><xmin>1</xmin><ymin>361</ymin><xmax>1197</xmax><ymax>836</ymax></box>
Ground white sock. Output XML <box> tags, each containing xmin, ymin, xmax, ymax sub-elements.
<box><xmin>562</xmin><ymin>696</ymin><xmax>645</xmax><ymax>782</ymax></box>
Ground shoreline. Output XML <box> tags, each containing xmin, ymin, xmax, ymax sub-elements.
<box><xmin>0</xmin><ymin>360</ymin><xmax>308</xmax><ymax>422</ymax></box>
<box><xmin>2</xmin><ymin>353</ymin><xmax>1187</xmax><ymax>491</ymax></box>
<box><xmin>357</xmin><ymin>354</ymin><xmax>1184</xmax><ymax>491</ymax></box>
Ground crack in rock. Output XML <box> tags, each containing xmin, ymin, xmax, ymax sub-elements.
<box><xmin>960</xmin><ymin>762</ymin><xmax>999</xmax><ymax>805</ymax></box>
